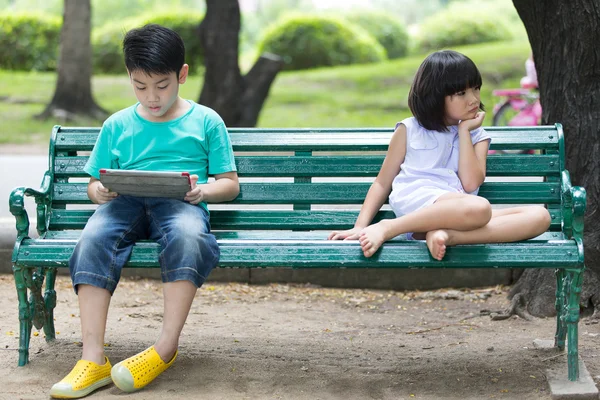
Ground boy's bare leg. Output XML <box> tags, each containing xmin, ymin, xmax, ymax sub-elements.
<box><xmin>359</xmin><ymin>193</ymin><xmax>492</xmax><ymax>257</ymax></box>
<box><xmin>426</xmin><ymin>206</ymin><xmax>551</xmax><ymax>260</ymax></box>
<box><xmin>79</xmin><ymin>285</ymin><xmax>111</xmax><ymax>365</ymax></box>
<box><xmin>154</xmin><ymin>280</ymin><xmax>197</xmax><ymax>362</ymax></box>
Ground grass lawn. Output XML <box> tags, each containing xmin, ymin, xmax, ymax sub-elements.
<box><xmin>0</xmin><ymin>40</ymin><xmax>529</xmax><ymax>145</ymax></box>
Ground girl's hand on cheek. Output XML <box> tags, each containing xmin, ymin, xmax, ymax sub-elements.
<box><xmin>459</xmin><ymin>111</ymin><xmax>485</xmax><ymax>131</ymax></box>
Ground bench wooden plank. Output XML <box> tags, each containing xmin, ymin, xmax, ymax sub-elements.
<box><xmin>53</xmin><ymin>126</ymin><xmax>561</xmax><ymax>152</ymax></box>
<box><xmin>43</xmin><ymin>230</ymin><xmax>567</xmax><ymax>241</ymax></box>
<box><xmin>15</xmin><ymin>237</ymin><xmax>580</xmax><ymax>268</ymax></box>
<box><xmin>49</xmin><ymin>209</ymin><xmax>564</xmax><ymax>231</ymax></box>
<box><xmin>54</xmin><ymin>154</ymin><xmax>562</xmax><ymax>178</ymax></box>
<box><xmin>52</xmin><ymin>182</ymin><xmax>562</xmax><ymax>204</ymax></box>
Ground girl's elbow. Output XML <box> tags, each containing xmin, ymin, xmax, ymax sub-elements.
<box><xmin>463</xmin><ymin>179</ymin><xmax>484</xmax><ymax>193</ymax></box>
<box><xmin>463</xmin><ymin>184</ymin><xmax>478</xmax><ymax>193</ymax></box>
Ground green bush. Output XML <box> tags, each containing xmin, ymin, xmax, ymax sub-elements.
<box><xmin>344</xmin><ymin>12</ymin><xmax>409</xmax><ymax>59</ymax></box>
<box><xmin>92</xmin><ymin>11</ymin><xmax>204</xmax><ymax>74</ymax></box>
<box><xmin>0</xmin><ymin>13</ymin><xmax>61</xmax><ymax>71</ymax></box>
<box><xmin>417</xmin><ymin>8</ymin><xmax>511</xmax><ymax>52</ymax></box>
<box><xmin>257</xmin><ymin>14</ymin><xmax>386</xmax><ymax>71</ymax></box>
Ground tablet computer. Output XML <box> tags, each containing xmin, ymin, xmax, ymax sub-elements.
<box><xmin>99</xmin><ymin>169</ymin><xmax>192</xmax><ymax>199</ymax></box>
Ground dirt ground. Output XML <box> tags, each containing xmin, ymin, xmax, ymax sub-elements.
<box><xmin>0</xmin><ymin>274</ymin><xmax>598</xmax><ymax>400</ymax></box>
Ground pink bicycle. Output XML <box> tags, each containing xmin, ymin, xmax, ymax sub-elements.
<box><xmin>489</xmin><ymin>85</ymin><xmax>541</xmax><ymax>154</ymax></box>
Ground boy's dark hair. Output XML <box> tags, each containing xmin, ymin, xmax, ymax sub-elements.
<box><xmin>123</xmin><ymin>24</ymin><xmax>185</xmax><ymax>76</ymax></box>
<box><xmin>408</xmin><ymin>50</ymin><xmax>485</xmax><ymax>132</ymax></box>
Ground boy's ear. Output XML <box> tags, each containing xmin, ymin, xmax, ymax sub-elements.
<box><xmin>178</xmin><ymin>64</ymin><xmax>189</xmax><ymax>84</ymax></box>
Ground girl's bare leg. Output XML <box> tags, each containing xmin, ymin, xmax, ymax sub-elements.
<box><xmin>426</xmin><ymin>206</ymin><xmax>551</xmax><ymax>260</ymax></box>
<box><xmin>359</xmin><ymin>193</ymin><xmax>491</xmax><ymax>257</ymax></box>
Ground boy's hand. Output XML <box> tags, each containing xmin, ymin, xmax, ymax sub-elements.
<box><xmin>95</xmin><ymin>182</ymin><xmax>118</xmax><ymax>204</ymax></box>
<box><xmin>328</xmin><ymin>227</ymin><xmax>362</xmax><ymax>240</ymax></box>
<box><xmin>459</xmin><ymin>111</ymin><xmax>485</xmax><ymax>132</ymax></box>
<box><xmin>185</xmin><ymin>174</ymin><xmax>204</xmax><ymax>204</ymax></box>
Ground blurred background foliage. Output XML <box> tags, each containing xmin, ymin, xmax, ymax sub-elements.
<box><xmin>257</xmin><ymin>13</ymin><xmax>387</xmax><ymax>70</ymax></box>
<box><xmin>92</xmin><ymin>11</ymin><xmax>205</xmax><ymax>74</ymax></box>
<box><xmin>0</xmin><ymin>0</ymin><xmax>531</xmax><ymax>143</ymax></box>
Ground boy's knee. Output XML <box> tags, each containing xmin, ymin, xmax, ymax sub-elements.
<box><xmin>165</xmin><ymin>231</ymin><xmax>219</xmax><ymax>264</ymax></box>
<box><xmin>172</xmin><ymin>211</ymin><xmax>210</xmax><ymax>236</ymax></box>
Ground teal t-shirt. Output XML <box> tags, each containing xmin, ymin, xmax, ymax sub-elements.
<box><xmin>85</xmin><ymin>100</ymin><xmax>237</xmax><ymax>211</ymax></box>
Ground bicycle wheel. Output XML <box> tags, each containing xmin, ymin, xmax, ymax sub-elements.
<box><xmin>492</xmin><ymin>102</ymin><xmax>520</xmax><ymax>126</ymax></box>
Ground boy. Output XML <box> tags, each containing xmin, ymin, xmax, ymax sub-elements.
<box><xmin>50</xmin><ymin>24</ymin><xmax>239</xmax><ymax>398</ymax></box>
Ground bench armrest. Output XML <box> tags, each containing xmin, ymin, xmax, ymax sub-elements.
<box><xmin>9</xmin><ymin>171</ymin><xmax>53</xmax><ymax>238</ymax></box>
<box><xmin>561</xmin><ymin>171</ymin><xmax>586</xmax><ymax>259</ymax></box>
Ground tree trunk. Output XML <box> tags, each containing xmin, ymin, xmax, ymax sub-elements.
<box><xmin>510</xmin><ymin>0</ymin><xmax>600</xmax><ymax>318</ymax></box>
<box><xmin>198</xmin><ymin>0</ymin><xmax>283</xmax><ymax>127</ymax></box>
<box><xmin>37</xmin><ymin>0</ymin><xmax>107</xmax><ymax>121</ymax></box>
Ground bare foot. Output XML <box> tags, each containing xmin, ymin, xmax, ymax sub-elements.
<box><xmin>426</xmin><ymin>230</ymin><xmax>450</xmax><ymax>260</ymax></box>
<box><xmin>358</xmin><ymin>224</ymin><xmax>387</xmax><ymax>257</ymax></box>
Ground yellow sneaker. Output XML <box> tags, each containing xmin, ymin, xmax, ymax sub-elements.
<box><xmin>111</xmin><ymin>346</ymin><xmax>177</xmax><ymax>392</ymax></box>
<box><xmin>49</xmin><ymin>357</ymin><xmax>112</xmax><ymax>399</ymax></box>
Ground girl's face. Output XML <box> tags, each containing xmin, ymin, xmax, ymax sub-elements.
<box><xmin>444</xmin><ymin>86</ymin><xmax>481</xmax><ymax>126</ymax></box>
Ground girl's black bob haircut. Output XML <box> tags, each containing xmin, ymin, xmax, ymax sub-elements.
<box><xmin>408</xmin><ymin>50</ymin><xmax>484</xmax><ymax>132</ymax></box>
<box><xmin>123</xmin><ymin>24</ymin><xmax>185</xmax><ymax>77</ymax></box>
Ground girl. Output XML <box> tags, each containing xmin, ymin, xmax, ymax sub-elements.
<box><xmin>328</xmin><ymin>50</ymin><xmax>551</xmax><ymax>260</ymax></box>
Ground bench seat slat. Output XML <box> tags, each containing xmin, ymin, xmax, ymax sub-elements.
<box><xmin>15</xmin><ymin>237</ymin><xmax>579</xmax><ymax>268</ymax></box>
<box><xmin>48</xmin><ymin>209</ymin><xmax>564</xmax><ymax>231</ymax></box>
<box><xmin>43</xmin><ymin>230</ymin><xmax>567</xmax><ymax>241</ymax></box>
<box><xmin>54</xmin><ymin>155</ymin><xmax>561</xmax><ymax>178</ymax></box>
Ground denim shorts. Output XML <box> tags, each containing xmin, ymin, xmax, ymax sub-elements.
<box><xmin>69</xmin><ymin>196</ymin><xmax>220</xmax><ymax>294</ymax></box>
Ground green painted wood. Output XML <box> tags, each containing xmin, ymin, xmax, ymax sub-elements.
<box><xmin>48</xmin><ymin>208</ymin><xmax>565</xmax><ymax>231</ymax></box>
<box><xmin>53</xmin><ymin>126</ymin><xmax>561</xmax><ymax>153</ymax></box>
<box><xmin>485</xmin><ymin>155</ymin><xmax>560</xmax><ymax>176</ymax></box>
<box><xmin>293</xmin><ymin>151</ymin><xmax>312</xmax><ymax>211</ymax></box>
<box><xmin>53</xmin><ymin>156</ymin><xmax>89</xmax><ymax>177</ymax></box>
<box><xmin>54</xmin><ymin>154</ymin><xmax>561</xmax><ymax>178</ymax></box>
<box><xmin>15</xmin><ymin>237</ymin><xmax>580</xmax><ymax>269</ymax></box>
<box><xmin>52</xmin><ymin>182</ymin><xmax>562</xmax><ymax>205</ymax></box>
<box><xmin>43</xmin><ymin>229</ymin><xmax>567</xmax><ymax>242</ymax></box>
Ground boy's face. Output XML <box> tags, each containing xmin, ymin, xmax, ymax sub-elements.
<box><xmin>129</xmin><ymin>64</ymin><xmax>189</xmax><ymax>121</ymax></box>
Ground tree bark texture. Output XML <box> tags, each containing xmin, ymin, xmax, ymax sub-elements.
<box><xmin>198</xmin><ymin>0</ymin><xmax>283</xmax><ymax>127</ymax></box>
<box><xmin>38</xmin><ymin>0</ymin><xmax>107</xmax><ymax>120</ymax></box>
<box><xmin>511</xmin><ymin>0</ymin><xmax>600</xmax><ymax>318</ymax></box>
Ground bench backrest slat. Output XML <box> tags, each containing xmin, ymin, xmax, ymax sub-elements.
<box><xmin>53</xmin><ymin>127</ymin><xmax>560</xmax><ymax>152</ymax></box>
<box><xmin>49</xmin><ymin>208</ymin><xmax>564</xmax><ymax>231</ymax></box>
<box><xmin>54</xmin><ymin>154</ymin><xmax>562</xmax><ymax>178</ymax></box>
<box><xmin>52</xmin><ymin>182</ymin><xmax>561</xmax><ymax>205</ymax></box>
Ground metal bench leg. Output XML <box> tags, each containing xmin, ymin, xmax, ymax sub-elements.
<box><xmin>43</xmin><ymin>268</ymin><xmax>57</xmax><ymax>341</ymax></box>
<box><xmin>13</xmin><ymin>265</ymin><xmax>32</xmax><ymax>366</ymax></box>
<box><xmin>565</xmin><ymin>267</ymin><xmax>583</xmax><ymax>381</ymax></box>
<box><xmin>554</xmin><ymin>268</ymin><xmax>567</xmax><ymax>350</ymax></box>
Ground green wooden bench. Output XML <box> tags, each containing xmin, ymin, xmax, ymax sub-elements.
<box><xmin>9</xmin><ymin>124</ymin><xmax>586</xmax><ymax>381</ymax></box>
